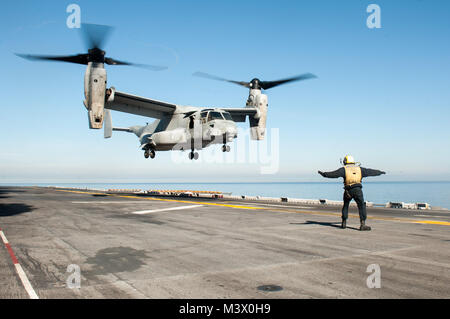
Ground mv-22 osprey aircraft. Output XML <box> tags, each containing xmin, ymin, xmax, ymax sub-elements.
<box><xmin>18</xmin><ymin>24</ymin><xmax>316</xmax><ymax>160</ymax></box>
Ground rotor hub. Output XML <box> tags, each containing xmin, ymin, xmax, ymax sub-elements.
<box><xmin>88</xmin><ymin>48</ymin><xmax>105</xmax><ymax>63</ymax></box>
<box><xmin>249</xmin><ymin>78</ymin><xmax>261</xmax><ymax>90</ymax></box>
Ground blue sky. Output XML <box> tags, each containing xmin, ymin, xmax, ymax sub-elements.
<box><xmin>0</xmin><ymin>0</ymin><xmax>449</xmax><ymax>183</ymax></box>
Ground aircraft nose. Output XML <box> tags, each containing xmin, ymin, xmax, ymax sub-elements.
<box><xmin>225</xmin><ymin>126</ymin><xmax>237</xmax><ymax>141</ymax></box>
<box><xmin>226</xmin><ymin>127</ymin><xmax>237</xmax><ymax>136</ymax></box>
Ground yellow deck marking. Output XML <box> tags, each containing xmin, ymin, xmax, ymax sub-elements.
<box><xmin>55</xmin><ymin>189</ymin><xmax>450</xmax><ymax>226</ymax></box>
<box><xmin>57</xmin><ymin>190</ymin><xmax>264</xmax><ymax>210</ymax></box>
<box><xmin>413</xmin><ymin>220</ymin><xmax>450</xmax><ymax>226</ymax></box>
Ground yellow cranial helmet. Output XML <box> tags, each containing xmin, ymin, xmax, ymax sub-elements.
<box><xmin>343</xmin><ymin>155</ymin><xmax>355</xmax><ymax>165</ymax></box>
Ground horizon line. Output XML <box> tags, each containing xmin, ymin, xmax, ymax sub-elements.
<box><xmin>1</xmin><ymin>181</ymin><xmax>450</xmax><ymax>185</ymax></box>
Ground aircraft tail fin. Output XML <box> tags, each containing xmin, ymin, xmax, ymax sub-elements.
<box><xmin>104</xmin><ymin>109</ymin><xmax>138</xmax><ymax>138</ymax></box>
<box><xmin>104</xmin><ymin>109</ymin><xmax>113</xmax><ymax>138</ymax></box>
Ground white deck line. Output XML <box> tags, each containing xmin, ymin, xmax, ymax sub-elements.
<box><xmin>131</xmin><ymin>205</ymin><xmax>203</xmax><ymax>215</ymax></box>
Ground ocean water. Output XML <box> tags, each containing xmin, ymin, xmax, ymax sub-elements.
<box><xmin>2</xmin><ymin>182</ymin><xmax>450</xmax><ymax>209</ymax></box>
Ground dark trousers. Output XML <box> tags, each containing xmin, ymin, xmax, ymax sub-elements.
<box><xmin>342</xmin><ymin>186</ymin><xmax>367</xmax><ymax>221</ymax></box>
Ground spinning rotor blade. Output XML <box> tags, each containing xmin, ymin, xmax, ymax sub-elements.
<box><xmin>15</xmin><ymin>23</ymin><xmax>167</xmax><ymax>70</ymax></box>
<box><xmin>193</xmin><ymin>72</ymin><xmax>250</xmax><ymax>88</ymax></box>
<box><xmin>81</xmin><ymin>23</ymin><xmax>113</xmax><ymax>50</ymax></box>
<box><xmin>104</xmin><ymin>57</ymin><xmax>167</xmax><ymax>71</ymax></box>
<box><xmin>259</xmin><ymin>73</ymin><xmax>317</xmax><ymax>90</ymax></box>
<box><xmin>193</xmin><ymin>71</ymin><xmax>317</xmax><ymax>90</ymax></box>
<box><xmin>15</xmin><ymin>53</ymin><xmax>89</xmax><ymax>65</ymax></box>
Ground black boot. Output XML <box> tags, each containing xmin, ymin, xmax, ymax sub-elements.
<box><xmin>341</xmin><ymin>219</ymin><xmax>347</xmax><ymax>229</ymax></box>
<box><xmin>360</xmin><ymin>220</ymin><xmax>371</xmax><ymax>231</ymax></box>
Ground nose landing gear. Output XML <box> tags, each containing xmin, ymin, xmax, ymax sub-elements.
<box><xmin>222</xmin><ymin>144</ymin><xmax>231</xmax><ymax>152</ymax></box>
<box><xmin>222</xmin><ymin>135</ymin><xmax>231</xmax><ymax>153</ymax></box>
<box><xmin>189</xmin><ymin>151</ymin><xmax>199</xmax><ymax>160</ymax></box>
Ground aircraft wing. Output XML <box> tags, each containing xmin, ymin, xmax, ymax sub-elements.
<box><xmin>220</xmin><ymin>108</ymin><xmax>258</xmax><ymax>122</ymax></box>
<box><xmin>105</xmin><ymin>87</ymin><xmax>177</xmax><ymax>119</ymax></box>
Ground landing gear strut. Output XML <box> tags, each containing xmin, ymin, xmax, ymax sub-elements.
<box><xmin>222</xmin><ymin>135</ymin><xmax>231</xmax><ymax>153</ymax></box>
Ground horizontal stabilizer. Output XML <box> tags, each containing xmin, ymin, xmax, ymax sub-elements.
<box><xmin>113</xmin><ymin>127</ymin><xmax>133</xmax><ymax>132</ymax></box>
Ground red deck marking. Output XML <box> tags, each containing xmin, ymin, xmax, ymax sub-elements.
<box><xmin>0</xmin><ymin>226</ymin><xmax>39</xmax><ymax>299</ymax></box>
<box><xmin>5</xmin><ymin>243</ymin><xmax>19</xmax><ymax>264</ymax></box>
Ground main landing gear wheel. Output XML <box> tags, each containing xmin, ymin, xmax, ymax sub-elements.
<box><xmin>144</xmin><ymin>150</ymin><xmax>155</xmax><ymax>159</ymax></box>
<box><xmin>222</xmin><ymin>145</ymin><xmax>231</xmax><ymax>152</ymax></box>
<box><xmin>189</xmin><ymin>151</ymin><xmax>199</xmax><ymax>160</ymax></box>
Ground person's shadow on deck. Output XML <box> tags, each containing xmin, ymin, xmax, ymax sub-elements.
<box><xmin>290</xmin><ymin>220</ymin><xmax>359</xmax><ymax>231</ymax></box>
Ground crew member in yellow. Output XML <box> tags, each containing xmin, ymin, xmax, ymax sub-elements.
<box><xmin>318</xmin><ymin>155</ymin><xmax>386</xmax><ymax>231</ymax></box>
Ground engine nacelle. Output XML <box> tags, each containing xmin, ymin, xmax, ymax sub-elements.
<box><xmin>249</xmin><ymin>93</ymin><xmax>267</xmax><ymax>140</ymax></box>
<box><xmin>83</xmin><ymin>63</ymin><xmax>107</xmax><ymax>129</ymax></box>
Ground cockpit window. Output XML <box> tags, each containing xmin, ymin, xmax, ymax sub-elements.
<box><xmin>208</xmin><ymin>111</ymin><xmax>224</xmax><ymax>121</ymax></box>
<box><xmin>222</xmin><ymin>112</ymin><xmax>233</xmax><ymax>121</ymax></box>
<box><xmin>201</xmin><ymin>112</ymin><xmax>208</xmax><ymax>118</ymax></box>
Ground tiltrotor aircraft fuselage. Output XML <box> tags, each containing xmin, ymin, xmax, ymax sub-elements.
<box><xmin>17</xmin><ymin>24</ymin><xmax>316</xmax><ymax>160</ymax></box>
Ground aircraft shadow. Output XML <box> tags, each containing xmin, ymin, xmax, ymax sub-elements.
<box><xmin>0</xmin><ymin>187</ymin><xmax>26</xmax><ymax>199</ymax></box>
<box><xmin>0</xmin><ymin>203</ymin><xmax>34</xmax><ymax>217</ymax></box>
<box><xmin>0</xmin><ymin>191</ymin><xmax>10</xmax><ymax>199</ymax></box>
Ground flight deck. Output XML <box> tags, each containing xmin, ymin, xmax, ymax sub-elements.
<box><xmin>0</xmin><ymin>186</ymin><xmax>449</xmax><ymax>299</ymax></box>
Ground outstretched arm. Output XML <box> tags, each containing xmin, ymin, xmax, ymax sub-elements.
<box><xmin>361</xmin><ymin>167</ymin><xmax>386</xmax><ymax>177</ymax></box>
<box><xmin>318</xmin><ymin>167</ymin><xmax>345</xmax><ymax>179</ymax></box>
